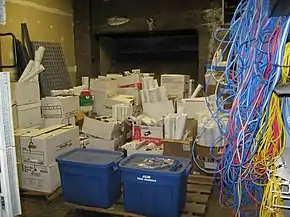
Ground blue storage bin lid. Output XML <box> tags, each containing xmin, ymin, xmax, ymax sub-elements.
<box><xmin>119</xmin><ymin>154</ymin><xmax>191</xmax><ymax>174</ymax></box>
<box><xmin>56</xmin><ymin>148</ymin><xmax>124</xmax><ymax>166</ymax></box>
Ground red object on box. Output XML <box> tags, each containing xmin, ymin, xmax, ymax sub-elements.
<box><xmin>119</xmin><ymin>82</ymin><xmax>142</xmax><ymax>89</ymax></box>
<box><xmin>132</xmin><ymin>125</ymin><xmax>163</xmax><ymax>145</ymax></box>
<box><xmin>81</xmin><ymin>90</ymin><xmax>91</xmax><ymax>96</ymax></box>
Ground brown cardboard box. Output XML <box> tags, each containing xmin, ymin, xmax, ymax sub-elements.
<box><xmin>162</xmin><ymin>118</ymin><xmax>197</xmax><ymax>159</ymax></box>
<box><xmin>193</xmin><ymin>143</ymin><xmax>222</xmax><ymax>174</ymax></box>
<box><xmin>163</xmin><ymin>139</ymin><xmax>192</xmax><ymax>158</ymax></box>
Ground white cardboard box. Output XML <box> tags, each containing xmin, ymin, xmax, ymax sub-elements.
<box><xmin>14</xmin><ymin>128</ymin><xmax>39</xmax><ymax>161</ymax></box>
<box><xmin>11</xmin><ymin>81</ymin><xmax>40</xmax><ymax>105</ymax></box>
<box><xmin>133</xmin><ymin>124</ymin><xmax>163</xmax><ymax>145</ymax></box>
<box><xmin>93</xmin><ymin>94</ymin><xmax>135</xmax><ymax>116</ymax></box>
<box><xmin>143</xmin><ymin>101</ymin><xmax>174</xmax><ymax>120</ymax></box>
<box><xmin>17</xmin><ymin>102</ymin><xmax>42</xmax><ymax>128</ymax></box>
<box><xmin>43</xmin><ymin>116</ymin><xmax>76</xmax><ymax>128</ymax></box>
<box><xmin>177</xmin><ymin>96</ymin><xmax>216</xmax><ymax>119</ymax></box>
<box><xmin>20</xmin><ymin>125</ymin><xmax>79</xmax><ymax>166</ymax></box>
<box><xmin>41</xmin><ymin>96</ymin><xmax>79</xmax><ymax>118</ymax></box>
<box><xmin>82</xmin><ymin>117</ymin><xmax>121</xmax><ymax>140</ymax></box>
<box><xmin>90</xmin><ymin>78</ymin><xmax>118</xmax><ymax>98</ymax></box>
<box><xmin>88</xmin><ymin>136</ymin><xmax>124</xmax><ymax>150</ymax></box>
<box><xmin>118</xmin><ymin>87</ymin><xmax>141</xmax><ymax>105</ymax></box>
<box><xmin>161</xmin><ymin>74</ymin><xmax>190</xmax><ymax>98</ymax></box>
<box><xmin>118</xmin><ymin>74</ymin><xmax>141</xmax><ymax>88</ymax></box>
<box><xmin>21</xmin><ymin>162</ymin><xmax>60</xmax><ymax>193</ymax></box>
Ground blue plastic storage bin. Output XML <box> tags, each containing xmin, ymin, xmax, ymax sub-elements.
<box><xmin>56</xmin><ymin>148</ymin><xmax>124</xmax><ymax>208</ymax></box>
<box><xmin>119</xmin><ymin>154</ymin><xmax>192</xmax><ymax>217</ymax></box>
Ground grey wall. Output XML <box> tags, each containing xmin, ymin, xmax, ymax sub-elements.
<box><xmin>73</xmin><ymin>0</ymin><xmax>222</xmax><ymax>84</ymax></box>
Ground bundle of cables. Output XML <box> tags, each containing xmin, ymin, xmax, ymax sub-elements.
<box><xmin>192</xmin><ymin>0</ymin><xmax>290</xmax><ymax>216</ymax></box>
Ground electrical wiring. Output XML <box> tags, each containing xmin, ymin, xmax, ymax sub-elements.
<box><xmin>191</xmin><ymin>0</ymin><xmax>290</xmax><ymax>216</ymax></box>
<box><xmin>260</xmin><ymin>176</ymin><xmax>284</xmax><ymax>217</ymax></box>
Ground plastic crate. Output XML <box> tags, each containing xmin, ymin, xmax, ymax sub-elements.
<box><xmin>56</xmin><ymin>148</ymin><xmax>124</xmax><ymax>208</ymax></box>
<box><xmin>119</xmin><ymin>154</ymin><xmax>192</xmax><ymax>217</ymax></box>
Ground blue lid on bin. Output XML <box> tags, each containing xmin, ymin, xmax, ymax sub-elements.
<box><xmin>119</xmin><ymin>154</ymin><xmax>191</xmax><ymax>173</ymax></box>
<box><xmin>56</xmin><ymin>148</ymin><xmax>123</xmax><ymax>166</ymax></box>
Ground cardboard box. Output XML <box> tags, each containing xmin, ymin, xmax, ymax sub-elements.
<box><xmin>88</xmin><ymin>136</ymin><xmax>124</xmax><ymax>150</ymax></box>
<box><xmin>177</xmin><ymin>96</ymin><xmax>216</xmax><ymax>119</ymax></box>
<box><xmin>82</xmin><ymin>116</ymin><xmax>121</xmax><ymax>140</ymax></box>
<box><xmin>163</xmin><ymin>139</ymin><xmax>192</xmax><ymax>158</ymax></box>
<box><xmin>12</xmin><ymin>103</ymin><xmax>18</xmax><ymax>129</ymax></box>
<box><xmin>20</xmin><ymin>125</ymin><xmax>79</xmax><ymax>166</ymax></box>
<box><xmin>14</xmin><ymin>128</ymin><xmax>39</xmax><ymax>161</ymax></box>
<box><xmin>133</xmin><ymin>125</ymin><xmax>163</xmax><ymax>145</ymax></box>
<box><xmin>11</xmin><ymin>81</ymin><xmax>40</xmax><ymax>105</ymax></box>
<box><xmin>93</xmin><ymin>94</ymin><xmax>135</xmax><ymax>116</ymax></box>
<box><xmin>41</xmin><ymin>96</ymin><xmax>79</xmax><ymax>118</ymax></box>
<box><xmin>161</xmin><ymin>74</ymin><xmax>190</xmax><ymax>98</ymax></box>
<box><xmin>143</xmin><ymin>101</ymin><xmax>174</xmax><ymax>120</ymax></box>
<box><xmin>162</xmin><ymin>118</ymin><xmax>197</xmax><ymax>158</ymax></box>
<box><xmin>21</xmin><ymin>162</ymin><xmax>60</xmax><ymax>193</ymax></box>
<box><xmin>43</xmin><ymin>116</ymin><xmax>76</xmax><ymax>128</ymax></box>
<box><xmin>118</xmin><ymin>87</ymin><xmax>141</xmax><ymax>105</ymax></box>
<box><xmin>17</xmin><ymin>102</ymin><xmax>42</xmax><ymax>128</ymax></box>
<box><xmin>90</xmin><ymin>78</ymin><xmax>118</xmax><ymax>98</ymax></box>
<box><xmin>118</xmin><ymin>74</ymin><xmax>141</xmax><ymax>88</ymax></box>
<box><xmin>194</xmin><ymin>143</ymin><xmax>222</xmax><ymax>173</ymax></box>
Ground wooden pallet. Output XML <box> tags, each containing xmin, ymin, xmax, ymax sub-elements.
<box><xmin>20</xmin><ymin>187</ymin><xmax>62</xmax><ymax>203</ymax></box>
<box><xmin>71</xmin><ymin>174</ymin><xmax>213</xmax><ymax>217</ymax></box>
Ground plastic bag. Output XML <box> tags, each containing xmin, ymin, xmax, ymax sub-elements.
<box><xmin>137</xmin><ymin>157</ymin><xmax>176</xmax><ymax>169</ymax></box>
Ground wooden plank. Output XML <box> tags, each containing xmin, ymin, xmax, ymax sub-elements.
<box><xmin>75</xmin><ymin>204</ymin><xmax>144</xmax><ymax>217</ymax></box>
<box><xmin>186</xmin><ymin>193</ymin><xmax>209</xmax><ymax>204</ymax></box>
<box><xmin>184</xmin><ymin>202</ymin><xmax>206</xmax><ymax>214</ymax></box>
<box><xmin>187</xmin><ymin>184</ymin><xmax>212</xmax><ymax>194</ymax></box>
<box><xmin>47</xmin><ymin>187</ymin><xmax>62</xmax><ymax>202</ymax></box>
<box><xmin>188</xmin><ymin>175</ymin><xmax>214</xmax><ymax>186</ymax></box>
<box><xmin>20</xmin><ymin>187</ymin><xmax>62</xmax><ymax>202</ymax></box>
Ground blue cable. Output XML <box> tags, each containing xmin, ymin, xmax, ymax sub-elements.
<box><xmin>192</xmin><ymin>0</ymin><xmax>290</xmax><ymax>215</ymax></box>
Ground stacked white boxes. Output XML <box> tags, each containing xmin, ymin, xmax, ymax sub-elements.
<box><xmin>41</xmin><ymin>96</ymin><xmax>79</xmax><ymax>127</ymax></box>
<box><xmin>19</xmin><ymin>125</ymin><xmax>80</xmax><ymax>193</ymax></box>
<box><xmin>11</xmin><ymin>81</ymin><xmax>42</xmax><ymax>128</ymax></box>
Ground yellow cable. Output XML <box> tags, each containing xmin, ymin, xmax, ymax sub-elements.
<box><xmin>258</xmin><ymin>42</ymin><xmax>290</xmax><ymax>216</ymax></box>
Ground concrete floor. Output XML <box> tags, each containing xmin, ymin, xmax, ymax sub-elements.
<box><xmin>20</xmin><ymin>188</ymin><xmax>229</xmax><ymax>217</ymax></box>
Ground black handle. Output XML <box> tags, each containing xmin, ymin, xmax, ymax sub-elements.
<box><xmin>0</xmin><ymin>33</ymin><xmax>18</xmax><ymax>69</ymax></box>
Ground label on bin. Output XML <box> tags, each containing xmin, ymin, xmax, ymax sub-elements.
<box><xmin>137</xmin><ymin>175</ymin><xmax>156</xmax><ymax>183</ymax></box>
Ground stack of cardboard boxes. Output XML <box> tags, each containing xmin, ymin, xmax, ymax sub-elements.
<box><xmin>11</xmin><ymin>81</ymin><xmax>42</xmax><ymax>128</ymax></box>
<box><xmin>19</xmin><ymin>125</ymin><xmax>80</xmax><ymax>193</ymax></box>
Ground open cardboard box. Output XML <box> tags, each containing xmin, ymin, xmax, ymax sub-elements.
<box><xmin>162</xmin><ymin>118</ymin><xmax>197</xmax><ymax>158</ymax></box>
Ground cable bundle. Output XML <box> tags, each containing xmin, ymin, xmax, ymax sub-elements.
<box><xmin>194</xmin><ymin>0</ymin><xmax>290</xmax><ymax>216</ymax></box>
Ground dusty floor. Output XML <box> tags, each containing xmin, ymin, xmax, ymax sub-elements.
<box><xmin>20</xmin><ymin>188</ymin><xmax>229</xmax><ymax>217</ymax></box>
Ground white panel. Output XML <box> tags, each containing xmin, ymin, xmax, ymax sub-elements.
<box><xmin>0</xmin><ymin>72</ymin><xmax>21</xmax><ymax>217</ymax></box>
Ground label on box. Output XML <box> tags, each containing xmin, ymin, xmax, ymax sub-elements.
<box><xmin>133</xmin><ymin>125</ymin><xmax>163</xmax><ymax>145</ymax></box>
<box><xmin>182</xmin><ymin>144</ymin><xmax>191</xmax><ymax>152</ymax></box>
<box><xmin>204</xmin><ymin>161</ymin><xmax>217</xmax><ymax>170</ymax></box>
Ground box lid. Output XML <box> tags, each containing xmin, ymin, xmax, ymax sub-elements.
<box><xmin>56</xmin><ymin>148</ymin><xmax>123</xmax><ymax>166</ymax></box>
<box><xmin>17</xmin><ymin>101</ymin><xmax>41</xmax><ymax>110</ymax></box>
<box><xmin>119</xmin><ymin>153</ymin><xmax>191</xmax><ymax>174</ymax></box>
<box><xmin>20</xmin><ymin>124</ymin><xmax>65</xmax><ymax>138</ymax></box>
<box><xmin>36</xmin><ymin>126</ymin><xmax>77</xmax><ymax>139</ymax></box>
